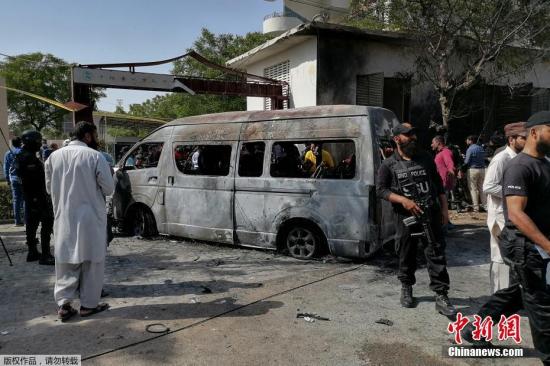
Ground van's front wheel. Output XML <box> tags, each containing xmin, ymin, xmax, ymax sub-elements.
<box><xmin>128</xmin><ymin>206</ymin><xmax>157</xmax><ymax>238</ymax></box>
<box><xmin>283</xmin><ymin>224</ymin><xmax>322</xmax><ymax>260</ymax></box>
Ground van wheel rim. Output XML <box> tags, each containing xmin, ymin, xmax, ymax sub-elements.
<box><xmin>134</xmin><ymin>210</ymin><xmax>145</xmax><ymax>236</ymax></box>
<box><xmin>287</xmin><ymin>228</ymin><xmax>316</xmax><ymax>258</ymax></box>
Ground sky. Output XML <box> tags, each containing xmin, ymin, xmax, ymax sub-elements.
<box><xmin>0</xmin><ymin>0</ymin><xmax>281</xmax><ymax>112</ymax></box>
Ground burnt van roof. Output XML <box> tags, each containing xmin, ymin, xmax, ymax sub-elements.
<box><xmin>166</xmin><ymin>105</ymin><xmax>371</xmax><ymax>126</ymax></box>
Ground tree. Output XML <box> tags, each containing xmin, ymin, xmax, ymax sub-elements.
<box><xmin>0</xmin><ymin>53</ymin><xmax>104</xmax><ymax>133</ymax></box>
<box><xmin>349</xmin><ymin>0</ymin><xmax>550</xmax><ymax>127</ymax></box>
<box><xmin>128</xmin><ymin>28</ymin><xmax>272</xmax><ymax>120</ymax></box>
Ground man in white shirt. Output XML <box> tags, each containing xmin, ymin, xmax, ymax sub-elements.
<box><xmin>45</xmin><ymin>121</ymin><xmax>115</xmax><ymax>321</ymax></box>
<box><xmin>482</xmin><ymin>121</ymin><xmax>527</xmax><ymax>293</ymax></box>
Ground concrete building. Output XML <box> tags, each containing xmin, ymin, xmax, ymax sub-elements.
<box><xmin>227</xmin><ymin>22</ymin><xmax>550</xmax><ymax>138</ymax></box>
<box><xmin>263</xmin><ymin>0</ymin><xmax>349</xmax><ymax>35</ymax></box>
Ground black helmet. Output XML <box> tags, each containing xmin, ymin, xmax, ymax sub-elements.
<box><xmin>21</xmin><ymin>130</ymin><xmax>42</xmax><ymax>152</ymax></box>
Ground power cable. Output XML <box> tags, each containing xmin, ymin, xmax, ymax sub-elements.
<box><xmin>82</xmin><ymin>262</ymin><xmax>365</xmax><ymax>361</ymax></box>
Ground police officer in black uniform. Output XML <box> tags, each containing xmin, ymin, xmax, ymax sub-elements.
<box><xmin>16</xmin><ymin>130</ymin><xmax>55</xmax><ymax>265</ymax></box>
<box><xmin>461</xmin><ymin>111</ymin><xmax>550</xmax><ymax>364</ymax></box>
<box><xmin>377</xmin><ymin>123</ymin><xmax>457</xmax><ymax>316</ymax></box>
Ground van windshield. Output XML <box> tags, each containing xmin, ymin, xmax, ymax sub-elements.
<box><xmin>270</xmin><ymin>140</ymin><xmax>355</xmax><ymax>179</ymax></box>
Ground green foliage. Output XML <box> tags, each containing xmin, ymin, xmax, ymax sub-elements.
<box><xmin>0</xmin><ymin>53</ymin><xmax>105</xmax><ymax>134</ymax></box>
<box><xmin>128</xmin><ymin>28</ymin><xmax>273</xmax><ymax>120</ymax></box>
<box><xmin>0</xmin><ymin>182</ymin><xmax>13</xmax><ymax>220</ymax></box>
<box><xmin>348</xmin><ymin>0</ymin><xmax>550</xmax><ymax>125</ymax></box>
<box><xmin>107</xmin><ymin>126</ymin><xmax>150</xmax><ymax>139</ymax></box>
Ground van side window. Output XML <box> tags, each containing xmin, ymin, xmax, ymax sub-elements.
<box><xmin>124</xmin><ymin>142</ymin><xmax>164</xmax><ymax>170</ymax></box>
<box><xmin>238</xmin><ymin>142</ymin><xmax>265</xmax><ymax>177</ymax></box>
<box><xmin>174</xmin><ymin>144</ymin><xmax>232</xmax><ymax>176</ymax></box>
<box><xmin>270</xmin><ymin>140</ymin><xmax>356</xmax><ymax>179</ymax></box>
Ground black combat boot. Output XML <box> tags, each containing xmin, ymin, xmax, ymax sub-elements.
<box><xmin>435</xmin><ymin>293</ymin><xmax>457</xmax><ymax>316</ymax></box>
<box><xmin>461</xmin><ymin>322</ymin><xmax>493</xmax><ymax>347</ymax></box>
<box><xmin>400</xmin><ymin>285</ymin><xmax>415</xmax><ymax>308</ymax></box>
<box><xmin>26</xmin><ymin>239</ymin><xmax>41</xmax><ymax>262</ymax></box>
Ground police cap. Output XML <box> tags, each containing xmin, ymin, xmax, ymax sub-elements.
<box><xmin>526</xmin><ymin>111</ymin><xmax>550</xmax><ymax>128</ymax></box>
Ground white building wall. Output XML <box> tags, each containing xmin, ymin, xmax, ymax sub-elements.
<box><xmin>246</xmin><ymin>37</ymin><xmax>317</xmax><ymax>111</ymax></box>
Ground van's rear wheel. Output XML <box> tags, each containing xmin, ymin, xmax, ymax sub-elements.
<box><xmin>129</xmin><ymin>206</ymin><xmax>157</xmax><ymax>238</ymax></box>
<box><xmin>283</xmin><ymin>223</ymin><xmax>322</xmax><ymax>260</ymax></box>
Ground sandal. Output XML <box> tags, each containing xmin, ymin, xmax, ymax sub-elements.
<box><xmin>80</xmin><ymin>303</ymin><xmax>110</xmax><ymax>317</ymax></box>
<box><xmin>57</xmin><ymin>304</ymin><xmax>77</xmax><ymax>322</ymax></box>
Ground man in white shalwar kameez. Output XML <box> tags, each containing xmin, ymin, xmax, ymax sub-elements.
<box><xmin>482</xmin><ymin>122</ymin><xmax>527</xmax><ymax>293</ymax></box>
<box><xmin>45</xmin><ymin>121</ymin><xmax>115</xmax><ymax>321</ymax></box>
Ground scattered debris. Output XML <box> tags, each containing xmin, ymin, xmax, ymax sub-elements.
<box><xmin>164</xmin><ymin>279</ymin><xmax>173</xmax><ymax>285</ymax></box>
<box><xmin>215</xmin><ymin>300</ymin><xmax>227</xmax><ymax>304</ymax></box>
<box><xmin>297</xmin><ymin>313</ymin><xmax>330</xmax><ymax>321</ymax></box>
<box><xmin>1</xmin><ymin>331</ymin><xmax>9</xmax><ymax>336</ymax></box>
<box><xmin>375</xmin><ymin>318</ymin><xmax>394</xmax><ymax>326</ymax></box>
<box><xmin>146</xmin><ymin>323</ymin><xmax>170</xmax><ymax>334</ymax></box>
<box><xmin>303</xmin><ymin>317</ymin><xmax>315</xmax><ymax>323</ymax></box>
<box><xmin>193</xmin><ymin>256</ymin><xmax>200</xmax><ymax>261</ymax></box>
<box><xmin>201</xmin><ymin>286</ymin><xmax>213</xmax><ymax>294</ymax></box>
<box><xmin>207</xmin><ymin>259</ymin><xmax>225</xmax><ymax>267</ymax></box>
<box><xmin>190</xmin><ymin>297</ymin><xmax>199</xmax><ymax>304</ymax></box>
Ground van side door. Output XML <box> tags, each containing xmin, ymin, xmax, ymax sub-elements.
<box><xmin>164</xmin><ymin>141</ymin><xmax>236</xmax><ymax>244</ymax></box>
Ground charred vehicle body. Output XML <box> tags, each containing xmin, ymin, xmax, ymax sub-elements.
<box><xmin>111</xmin><ymin>105</ymin><xmax>398</xmax><ymax>259</ymax></box>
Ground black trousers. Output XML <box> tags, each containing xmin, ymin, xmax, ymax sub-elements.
<box><xmin>477</xmin><ymin>247</ymin><xmax>550</xmax><ymax>364</ymax></box>
<box><xmin>25</xmin><ymin>202</ymin><xmax>54</xmax><ymax>256</ymax></box>
<box><xmin>395</xmin><ymin>211</ymin><xmax>450</xmax><ymax>294</ymax></box>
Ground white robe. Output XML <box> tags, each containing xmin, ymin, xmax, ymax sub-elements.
<box><xmin>45</xmin><ymin>141</ymin><xmax>115</xmax><ymax>264</ymax></box>
<box><xmin>483</xmin><ymin>146</ymin><xmax>517</xmax><ymax>292</ymax></box>
<box><xmin>483</xmin><ymin>146</ymin><xmax>517</xmax><ymax>263</ymax></box>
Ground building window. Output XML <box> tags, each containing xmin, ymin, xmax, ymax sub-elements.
<box><xmin>124</xmin><ymin>142</ymin><xmax>164</xmax><ymax>170</ymax></box>
<box><xmin>238</xmin><ymin>142</ymin><xmax>265</xmax><ymax>177</ymax></box>
<box><xmin>270</xmin><ymin>140</ymin><xmax>356</xmax><ymax>179</ymax></box>
<box><xmin>356</xmin><ymin>73</ymin><xmax>384</xmax><ymax>107</ymax></box>
<box><xmin>174</xmin><ymin>144</ymin><xmax>232</xmax><ymax>176</ymax></box>
<box><xmin>264</xmin><ymin>60</ymin><xmax>290</xmax><ymax>110</ymax></box>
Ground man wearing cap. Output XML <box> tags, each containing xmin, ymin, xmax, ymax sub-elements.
<box><xmin>482</xmin><ymin>122</ymin><xmax>527</xmax><ymax>293</ymax></box>
<box><xmin>461</xmin><ymin>112</ymin><xmax>550</xmax><ymax>362</ymax></box>
<box><xmin>377</xmin><ymin>123</ymin><xmax>456</xmax><ymax>316</ymax></box>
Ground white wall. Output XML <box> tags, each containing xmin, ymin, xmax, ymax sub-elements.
<box><xmin>246</xmin><ymin>37</ymin><xmax>317</xmax><ymax>111</ymax></box>
<box><xmin>0</xmin><ymin>78</ymin><xmax>9</xmax><ymax>178</ymax></box>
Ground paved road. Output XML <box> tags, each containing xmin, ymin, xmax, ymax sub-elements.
<box><xmin>0</xmin><ymin>213</ymin><xmax>542</xmax><ymax>365</ymax></box>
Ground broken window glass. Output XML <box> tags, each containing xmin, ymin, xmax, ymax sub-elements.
<box><xmin>174</xmin><ymin>144</ymin><xmax>232</xmax><ymax>176</ymax></box>
<box><xmin>270</xmin><ymin>140</ymin><xmax>356</xmax><ymax>179</ymax></box>
<box><xmin>124</xmin><ymin>142</ymin><xmax>164</xmax><ymax>170</ymax></box>
<box><xmin>238</xmin><ymin>142</ymin><xmax>265</xmax><ymax>177</ymax></box>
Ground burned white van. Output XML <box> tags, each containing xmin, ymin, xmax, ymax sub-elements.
<box><xmin>111</xmin><ymin>105</ymin><xmax>399</xmax><ymax>259</ymax></box>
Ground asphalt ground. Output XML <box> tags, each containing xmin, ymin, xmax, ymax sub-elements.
<box><xmin>0</xmin><ymin>212</ymin><xmax>544</xmax><ymax>365</ymax></box>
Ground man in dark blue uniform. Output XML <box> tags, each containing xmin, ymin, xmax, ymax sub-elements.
<box><xmin>16</xmin><ymin>130</ymin><xmax>55</xmax><ymax>265</ymax></box>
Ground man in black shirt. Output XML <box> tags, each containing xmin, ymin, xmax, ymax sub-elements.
<box><xmin>462</xmin><ymin>111</ymin><xmax>550</xmax><ymax>363</ymax></box>
<box><xmin>377</xmin><ymin>123</ymin><xmax>456</xmax><ymax>316</ymax></box>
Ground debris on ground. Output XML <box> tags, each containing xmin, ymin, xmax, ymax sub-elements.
<box><xmin>375</xmin><ymin>318</ymin><xmax>394</xmax><ymax>326</ymax></box>
<box><xmin>193</xmin><ymin>256</ymin><xmax>200</xmax><ymax>261</ymax></box>
<box><xmin>296</xmin><ymin>313</ymin><xmax>330</xmax><ymax>321</ymax></box>
<box><xmin>1</xmin><ymin>331</ymin><xmax>9</xmax><ymax>335</ymax></box>
<box><xmin>207</xmin><ymin>259</ymin><xmax>225</xmax><ymax>267</ymax></box>
<box><xmin>201</xmin><ymin>286</ymin><xmax>213</xmax><ymax>294</ymax></box>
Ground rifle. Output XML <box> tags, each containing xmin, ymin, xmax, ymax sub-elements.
<box><xmin>402</xmin><ymin>198</ymin><xmax>436</xmax><ymax>245</ymax></box>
